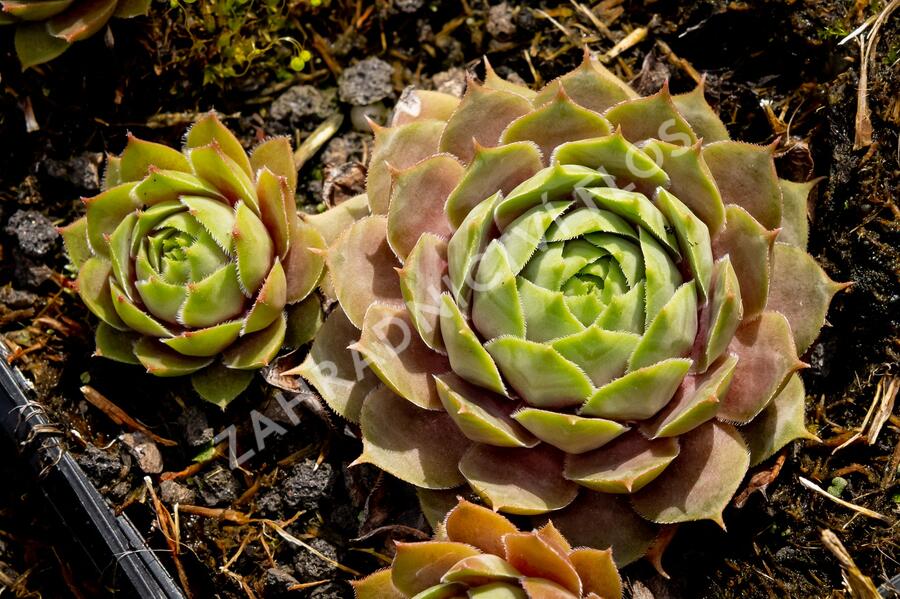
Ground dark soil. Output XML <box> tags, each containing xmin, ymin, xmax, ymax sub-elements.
<box><xmin>0</xmin><ymin>1</ymin><xmax>898</xmax><ymax>598</ymax></box>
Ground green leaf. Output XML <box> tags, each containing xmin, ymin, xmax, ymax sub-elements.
<box><xmin>472</xmin><ymin>241</ymin><xmax>527</xmax><ymax>340</ymax></box>
<box><xmin>485</xmin><ymin>336</ymin><xmax>593</xmax><ymax>408</ymax></box>
<box><xmin>94</xmin><ymin>322</ymin><xmax>139</xmax><ymax>364</ymax></box>
<box><xmin>191</xmin><ymin>363</ymin><xmax>255</xmax><ymax>409</ymax></box>
<box><xmin>60</xmin><ymin>216</ymin><xmax>92</xmax><ymax>269</ymax></box>
<box><xmin>435</xmin><ymin>373</ymin><xmax>536</xmax><ymax>448</ymax></box>
<box><xmin>512</xmin><ymin>408</ymin><xmax>628</xmax><ymax>454</ymax></box>
<box><xmin>580</xmin><ymin>358</ymin><xmax>691</xmax><ymax>420</ymax></box>
<box><xmin>180</xmin><ymin>263</ymin><xmax>246</xmax><ymax>328</ymax></box>
<box><xmin>162</xmin><ymin>320</ymin><xmax>243</xmax><ymax>357</ymax></box>
<box><xmin>494</xmin><ymin>164</ymin><xmax>604</xmax><ymax>229</ymax></box>
<box><xmin>14</xmin><ymin>21</ymin><xmax>70</xmax><ymax>70</ymax></box>
<box><xmin>118</xmin><ymin>135</ymin><xmax>191</xmax><ymax>182</ymax></box>
<box><xmin>184</xmin><ymin>113</ymin><xmax>253</xmax><ymax>177</ymax></box>
<box><xmin>221</xmin><ymin>312</ymin><xmax>286</xmax><ymax>369</ymax></box>
<box><xmin>133</xmin><ymin>337</ymin><xmax>212</xmax><ymax>377</ymax></box>
<box><xmin>233</xmin><ymin>200</ymin><xmax>274</xmax><ymax>295</ymax></box>
<box><xmin>76</xmin><ymin>257</ymin><xmax>126</xmax><ymax>330</ymax></box>
<box><xmin>628</xmin><ymin>281</ymin><xmax>698</xmax><ymax>370</ymax></box>
<box><xmin>439</xmin><ymin>295</ymin><xmax>507</xmax><ymax>395</ymax></box>
<box><xmin>656</xmin><ymin>188</ymin><xmax>713</xmax><ymax>301</ymax></box>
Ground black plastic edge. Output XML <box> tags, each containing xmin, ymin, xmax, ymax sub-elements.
<box><xmin>0</xmin><ymin>354</ymin><xmax>184</xmax><ymax>598</ymax></box>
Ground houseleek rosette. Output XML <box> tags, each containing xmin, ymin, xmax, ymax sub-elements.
<box><xmin>60</xmin><ymin>114</ymin><xmax>325</xmax><ymax>407</ymax></box>
<box><xmin>354</xmin><ymin>499</ymin><xmax>622</xmax><ymax>599</ymax></box>
<box><xmin>1</xmin><ymin>0</ymin><xmax>150</xmax><ymax>69</ymax></box>
<box><xmin>295</xmin><ymin>53</ymin><xmax>847</xmax><ymax>563</ymax></box>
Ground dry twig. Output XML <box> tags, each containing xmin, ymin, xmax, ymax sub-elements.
<box><xmin>821</xmin><ymin>529</ymin><xmax>880</xmax><ymax>599</ymax></box>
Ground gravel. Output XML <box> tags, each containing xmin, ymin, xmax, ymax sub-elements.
<box><xmin>338</xmin><ymin>57</ymin><xmax>394</xmax><ymax>105</ymax></box>
<box><xmin>5</xmin><ymin>210</ymin><xmax>58</xmax><ymax>258</ymax></box>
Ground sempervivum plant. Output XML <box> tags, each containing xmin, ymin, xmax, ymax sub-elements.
<box><xmin>295</xmin><ymin>53</ymin><xmax>847</xmax><ymax>562</ymax></box>
<box><xmin>60</xmin><ymin>113</ymin><xmax>325</xmax><ymax>407</ymax></box>
<box><xmin>1</xmin><ymin>0</ymin><xmax>150</xmax><ymax>69</ymax></box>
<box><xmin>354</xmin><ymin>499</ymin><xmax>622</xmax><ymax>599</ymax></box>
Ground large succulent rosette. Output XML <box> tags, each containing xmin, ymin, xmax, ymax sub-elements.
<box><xmin>296</xmin><ymin>54</ymin><xmax>845</xmax><ymax>563</ymax></box>
<box><xmin>61</xmin><ymin>114</ymin><xmax>325</xmax><ymax>406</ymax></box>
<box><xmin>354</xmin><ymin>499</ymin><xmax>622</xmax><ymax>599</ymax></box>
<box><xmin>1</xmin><ymin>0</ymin><xmax>150</xmax><ymax>69</ymax></box>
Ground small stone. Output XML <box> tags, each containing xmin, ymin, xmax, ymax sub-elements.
<box><xmin>178</xmin><ymin>406</ymin><xmax>213</xmax><ymax>448</ymax></box>
<box><xmin>339</xmin><ymin>57</ymin><xmax>394</xmax><ymax>106</ymax></box>
<box><xmin>120</xmin><ymin>432</ymin><xmax>164</xmax><ymax>474</ymax></box>
<box><xmin>393</xmin><ymin>0</ymin><xmax>423</xmax><ymax>13</ymax></box>
<box><xmin>197</xmin><ymin>467</ymin><xmax>239</xmax><ymax>506</ymax></box>
<box><xmin>270</xmin><ymin>85</ymin><xmax>338</xmax><ymax>130</ymax></box>
<box><xmin>293</xmin><ymin>537</ymin><xmax>339</xmax><ymax>581</ymax></box>
<box><xmin>432</xmin><ymin>68</ymin><xmax>467</xmax><ymax>98</ymax></box>
<box><xmin>0</xmin><ymin>286</ymin><xmax>38</xmax><ymax>309</ymax></box>
<box><xmin>265</xmin><ymin>567</ymin><xmax>299</xmax><ymax>597</ymax></box>
<box><xmin>159</xmin><ymin>480</ymin><xmax>196</xmax><ymax>505</ymax></box>
<box><xmin>76</xmin><ymin>444</ymin><xmax>125</xmax><ymax>486</ymax></box>
<box><xmin>43</xmin><ymin>152</ymin><xmax>103</xmax><ymax>191</ymax></box>
<box><xmin>282</xmin><ymin>459</ymin><xmax>335</xmax><ymax>511</ymax></box>
<box><xmin>486</xmin><ymin>2</ymin><xmax>517</xmax><ymax>40</ymax></box>
<box><xmin>255</xmin><ymin>489</ymin><xmax>283</xmax><ymax>517</ymax></box>
<box><xmin>13</xmin><ymin>257</ymin><xmax>53</xmax><ymax>288</ymax></box>
<box><xmin>5</xmin><ymin>210</ymin><xmax>58</xmax><ymax>258</ymax></box>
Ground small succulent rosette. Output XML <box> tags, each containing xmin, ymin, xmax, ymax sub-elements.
<box><xmin>354</xmin><ymin>499</ymin><xmax>622</xmax><ymax>599</ymax></box>
<box><xmin>295</xmin><ymin>53</ymin><xmax>847</xmax><ymax>563</ymax></box>
<box><xmin>60</xmin><ymin>113</ymin><xmax>325</xmax><ymax>407</ymax></box>
<box><xmin>1</xmin><ymin>0</ymin><xmax>150</xmax><ymax>69</ymax></box>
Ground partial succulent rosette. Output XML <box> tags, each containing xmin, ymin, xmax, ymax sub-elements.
<box><xmin>1</xmin><ymin>0</ymin><xmax>150</xmax><ymax>69</ymax></box>
<box><xmin>60</xmin><ymin>113</ymin><xmax>325</xmax><ymax>407</ymax></box>
<box><xmin>294</xmin><ymin>52</ymin><xmax>847</xmax><ymax>563</ymax></box>
<box><xmin>353</xmin><ymin>499</ymin><xmax>622</xmax><ymax>599</ymax></box>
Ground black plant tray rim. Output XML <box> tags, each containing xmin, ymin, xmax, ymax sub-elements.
<box><xmin>0</xmin><ymin>351</ymin><xmax>184</xmax><ymax>598</ymax></box>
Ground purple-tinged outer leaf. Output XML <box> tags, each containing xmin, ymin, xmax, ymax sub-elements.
<box><xmin>439</xmin><ymin>80</ymin><xmax>533</xmax><ymax>164</ymax></box>
<box><xmin>632</xmin><ymin>421</ymin><xmax>749</xmax><ymax>526</ymax></box>
<box><xmin>357</xmin><ymin>386</ymin><xmax>470</xmax><ymax>489</ymax></box>
<box><xmin>743</xmin><ymin>374</ymin><xmax>817</xmax><ymax>466</ymax></box>
<box><xmin>716</xmin><ymin>311</ymin><xmax>803</xmax><ymax>424</ymax></box>
<box><xmin>367</xmin><ymin>120</ymin><xmax>445</xmax><ymax>214</ymax></box>
<box><xmin>548</xmin><ymin>493</ymin><xmax>657</xmax><ymax>566</ymax></box>
<box><xmin>767</xmin><ymin>242</ymin><xmax>848</xmax><ymax>354</ymax></box>
<box><xmin>712</xmin><ymin>205</ymin><xmax>775</xmax><ymax>320</ymax></box>
<box><xmin>671</xmin><ymin>82</ymin><xmax>730</xmax><ymax>143</ymax></box>
<box><xmin>398</xmin><ymin>234</ymin><xmax>449</xmax><ymax>352</ymax></box>
<box><xmin>327</xmin><ymin>216</ymin><xmax>404</xmax><ymax>328</ymax></box>
<box><xmin>391</xmin><ymin>89</ymin><xmax>460</xmax><ymax>126</ymax></box>
<box><xmin>703</xmin><ymin>141</ymin><xmax>782</xmax><ymax>230</ymax></box>
<box><xmin>3</xmin><ymin>0</ymin><xmax>73</xmax><ymax>20</ymax></box>
<box><xmin>353</xmin><ymin>303</ymin><xmax>450</xmax><ymax>410</ymax></box>
<box><xmin>777</xmin><ymin>178</ymin><xmax>819</xmax><ymax>250</ymax></box>
<box><xmin>387</xmin><ymin>154</ymin><xmax>461</xmax><ymax>261</ymax></box>
<box><xmin>564</xmin><ymin>433</ymin><xmax>679</xmax><ymax>493</ymax></box>
<box><xmin>290</xmin><ymin>306</ymin><xmax>379</xmax><ymax>423</ymax></box>
<box><xmin>460</xmin><ymin>444</ymin><xmax>578</xmax><ymax>515</ymax></box>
